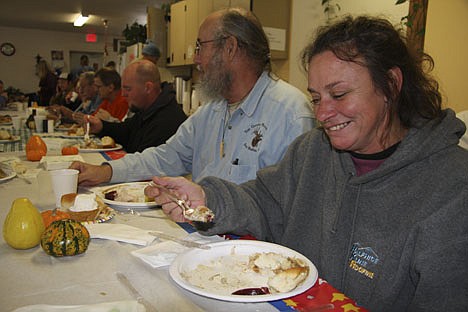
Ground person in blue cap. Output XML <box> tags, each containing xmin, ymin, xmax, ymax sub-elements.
<box><xmin>142</xmin><ymin>41</ymin><xmax>161</xmax><ymax>65</ymax></box>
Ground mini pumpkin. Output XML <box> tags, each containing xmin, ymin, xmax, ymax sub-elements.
<box><xmin>61</xmin><ymin>146</ymin><xmax>79</xmax><ymax>155</ymax></box>
<box><xmin>26</xmin><ymin>135</ymin><xmax>47</xmax><ymax>161</ymax></box>
<box><xmin>41</xmin><ymin>208</ymin><xmax>71</xmax><ymax>228</ymax></box>
<box><xmin>40</xmin><ymin>219</ymin><xmax>90</xmax><ymax>257</ymax></box>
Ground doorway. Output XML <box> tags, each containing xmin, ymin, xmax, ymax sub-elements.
<box><xmin>69</xmin><ymin>51</ymin><xmax>104</xmax><ymax>74</ymax></box>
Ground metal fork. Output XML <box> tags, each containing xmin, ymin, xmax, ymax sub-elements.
<box><xmin>147</xmin><ymin>181</ymin><xmax>195</xmax><ymax>217</ymax></box>
<box><xmin>83</xmin><ymin>115</ymin><xmax>90</xmax><ymax>142</ymax></box>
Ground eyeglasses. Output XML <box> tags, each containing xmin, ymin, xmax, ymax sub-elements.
<box><xmin>194</xmin><ymin>37</ymin><xmax>228</xmax><ymax>55</ymax></box>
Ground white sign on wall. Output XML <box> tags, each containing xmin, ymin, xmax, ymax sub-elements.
<box><xmin>263</xmin><ymin>27</ymin><xmax>286</xmax><ymax>51</ymax></box>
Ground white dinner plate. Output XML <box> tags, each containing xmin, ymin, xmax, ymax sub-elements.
<box><xmin>169</xmin><ymin>240</ymin><xmax>318</xmax><ymax>303</ymax></box>
<box><xmin>78</xmin><ymin>144</ymin><xmax>122</xmax><ymax>153</ymax></box>
<box><xmin>0</xmin><ymin>136</ymin><xmax>20</xmax><ymax>143</ymax></box>
<box><xmin>59</xmin><ymin>134</ymin><xmax>93</xmax><ymax>139</ymax></box>
<box><xmin>96</xmin><ymin>182</ymin><xmax>160</xmax><ymax>208</ymax></box>
<box><xmin>0</xmin><ymin>165</ymin><xmax>17</xmax><ymax>183</ymax></box>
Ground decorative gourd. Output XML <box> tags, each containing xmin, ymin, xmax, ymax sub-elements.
<box><xmin>26</xmin><ymin>135</ymin><xmax>47</xmax><ymax>161</ymax></box>
<box><xmin>61</xmin><ymin>146</ymin><xmax>79</xmax><ymax>155</ymax></box>
<box><xmin>40</xmin><ymin>219</ymin><xmax>90</xmax><ymax>257</ymax></box>
<box><xmin>41</xmin><ymin>208</ymin><xmax>71</xmax><ymax>228</ymax></box>
<box><xmin>3</xmin><ymin>198</ymin><xmax>45</xmax><ymax>249</ymax></box>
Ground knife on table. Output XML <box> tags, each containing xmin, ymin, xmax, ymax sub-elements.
<box><xmin>149</xmin><ymin>231</ymin><xmax>211</xmax><ymax>250</ymax></box>
<box><xmin>116</xmin><ymin>272</ymin><xmax>158</xmax><ymax>312</ymax></box>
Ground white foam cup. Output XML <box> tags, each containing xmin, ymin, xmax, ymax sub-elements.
<box><xmin>49</xmin><ymin>169</ymin><xmax>79</xmax><ymax>208</ymax></box>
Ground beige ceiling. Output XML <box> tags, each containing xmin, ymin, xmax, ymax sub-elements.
<box><xmin>0</xmin><ymin>0</ymin><xmax>166</xmax><ymax>37</ymax></box>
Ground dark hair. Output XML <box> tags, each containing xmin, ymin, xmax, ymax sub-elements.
<box><xmin>302</xmin><ymin>15</ymin><xmax>442</xmax><ymax>133</ymax></box>
<box><xmin>95</xmin><ymin>68</ymin><xmax>121</xmax><ymax>90</ymax></box>
<box><xmin>214</xmin><ymin>8</ymin><xmax>271</xmax><ymax>76</ymax></box>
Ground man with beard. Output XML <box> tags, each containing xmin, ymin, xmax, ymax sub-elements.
<box><xmin>83</xmin><ymin>59</ymin><xmax>187</xmax><ymax>153</ymax></box>
<box><xmin>70</xmin><ymin>8</ymin><xmax>314</xmax><ymax>186</ymax></box>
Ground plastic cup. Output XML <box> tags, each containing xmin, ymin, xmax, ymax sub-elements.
<box><xmin>33</xmin><ymin>115</ymin><xmax>46</xmax><ymax>133</ymax></box>
<box><xmin>49</xmin><ymin>169</ymin><xmax>79</xmax><ymax>208</ymax></box>
<box><xmin>11</xmin><ymin>116</ymin><xmax>22</xmax><ymax>129</ymax></box>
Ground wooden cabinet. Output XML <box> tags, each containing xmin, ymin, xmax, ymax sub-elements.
<box><xmin>252</xmin><ymin>0</ymin><xmax>290</xmax><ymax>59</ymax></box>
<box><xmin>168</xmin><ymin>0</ymin><xmax>213</xmax><ymax>66</ymax></box>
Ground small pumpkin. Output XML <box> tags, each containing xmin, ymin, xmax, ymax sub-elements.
<box><xmin>41</xmin><ymin>208</ymin><xmax>71</xmax><ymax>228</ymax></box>
<box><xmin>26</xmin><ymin>135</ymin><xmax>47</xmax><ymax>161</ymax></box>
<box><xmin>40</xmin><ymin>219</ymin><xmax>90</xmax><ymax>257</ymax></box>
<box><xmin>61</xmin><ymin>146</ymin><xmax>79</xmax><ymax>155</ymax></box>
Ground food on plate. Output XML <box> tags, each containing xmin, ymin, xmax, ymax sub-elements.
<box><xmin>67</xmin><ymin>125</ymin><xmax>85</xmax><ymax>136</ymax></box>
<box><xmin>185</xmin><ymin>205</ymin><xmax>215</xmax><ymax>223</ymax></box>
<box><xmin>3</xmin><ymin>197</ymin><xmax>45</xmax><ymax>250</ymax></box>
<box><xmin>0</xmin><ymin>167</ymin><xmax>6</xmax><ymax>178</ymax></box>
<box><xmin>40</xmin><ymin>219</ymin><xmax>90</xmax><ymax>257</ymax></box>
<box><xmin>56</xmin><ymin>123</ymin><xmax>75</xmax><ymax>130</ymax></box>
<box><xmin>101</xmin><ymin>136</ymin><xmax>116</xmax><ymax>148</ymax></box>
<box><xmin>61</xmin><ymin>145</ymin><xmax>79</xmax><ymax>155</ymax></box>
<box><xmin>26</xmin><ymin>135</ymin><xmax>47</xmax><ymax>161</ymax></box>
<box><xmin>61</xmin><ymin>193</ymin><xmax>106</xmax><ymax>222</ymax></box>
<box><xmin>0</xmin><ymin>114</ymin><xmax>12</xmax><ymax>124</ymax></box>
<box><xmin>11</xmin><ymin>161</ymin><xmax>27</xmax><ymax>174</ymax></box>
<box><xmin>79</xmin><ymin>136</ymin><xmax>117</xmax><ymax>150</ymax></box>
<box><xmin>104</xmin><ymin>184</ymin><xmax>153</xmax><ymax>203</ymax></box>
<box><xmin>181</xmin><ymin>251</ymin><xmax>309</xmax><ymax>296</ymax></box>
<box><xmin>0</xmin><ymin>129</ymin><xmax>12</xmax><ymax>140</ymax></box>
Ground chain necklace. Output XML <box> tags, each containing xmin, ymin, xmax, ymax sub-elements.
<box><xmin>220</xmin><ymin>100</ymin><xmax>243</xmax><ymax>158</ymax></box>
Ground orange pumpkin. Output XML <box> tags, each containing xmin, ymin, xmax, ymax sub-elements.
<box><xmin>26</xmin><ymin>135</ymin><xmax>47</xmax><ymax>161</ymax></box>
<box><xmin>41</xmin><ymin>208</ymin><xmax>71</xmax><ymax>228</ymax></box>
<box><xmin>61</xmin><ymin>146</ymin><xmax>79</xmax><ymax>155</ymax></box>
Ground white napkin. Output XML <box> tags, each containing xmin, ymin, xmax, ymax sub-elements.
<box><xmin>131</xmin><ymin>232</ymin><xmax>225</xmax><ymax>268</ymax></box>
<box><xmin>85</xmin><ymin>223</ymin><xmax>156</xmax><ymax>246</ymax></box>
<box><xmin>12</xmin><ymin>300</ymin><xmax>145</xmax><ymax>312</ymax></box>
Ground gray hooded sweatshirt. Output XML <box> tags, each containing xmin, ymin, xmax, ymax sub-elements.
<box><xmin>200</xmin><ymin>109</ymin><xmax>468</xmax><ymax>311</ymax></box>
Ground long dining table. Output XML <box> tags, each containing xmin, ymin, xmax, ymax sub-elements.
<box><xmin>0</xmin><ymin>133</ymin><xmax>366</xmax><ymax>311</ymax></box>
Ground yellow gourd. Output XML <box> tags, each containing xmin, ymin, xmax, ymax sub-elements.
<box><xmin>3</xmin><ymin>198</ymin><xmax>45</xmax><ymax>249</ymax></box>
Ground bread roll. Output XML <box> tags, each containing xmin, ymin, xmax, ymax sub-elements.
<box><xmin>0</xmin><ymin>130</ymin><xmax>11</xmax><ymax>140</ymax></box>
<box><xmin>61</xmin><ymin>193</ymin><xmax>77</xmax><ymax>209</ymax></box>
<box><xmin>101</xmin><ymin>136</ymin><xmax>116</xmax><ymax>148</ymax></box>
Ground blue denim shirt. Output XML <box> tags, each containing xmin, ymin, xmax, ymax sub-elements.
<box><xmin>110</xmin><ymin>72</ymin><xmax>315</xmax><ymax>184</ymax></box>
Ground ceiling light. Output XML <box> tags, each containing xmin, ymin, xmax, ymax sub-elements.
<box><xmin>74</xmin><ymin>14</ymin><xmax>89</xmax><ymax>27</ymax></box>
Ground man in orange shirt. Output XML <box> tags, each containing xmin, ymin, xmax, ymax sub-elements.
<box><xmin>93</xmin><ymin>68</ymin><xmax>128</xmax><ymax>122</ymax></box>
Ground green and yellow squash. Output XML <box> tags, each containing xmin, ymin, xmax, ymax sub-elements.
<box><xmin>40</xmin><ymin>219</ymin><xmax>90</xmax><ymax>257</ymax></box>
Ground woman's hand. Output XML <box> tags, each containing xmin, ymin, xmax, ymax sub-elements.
<box><xmin>145</xmin><ymin>176</ymin><xmax>206</xmax><ymax>223</ymax></box>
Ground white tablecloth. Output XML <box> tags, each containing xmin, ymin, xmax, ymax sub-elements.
<box><xmin>0</xmin><ymin>151</ymin><xmax>277</xmax><ymax>312</ymax></box>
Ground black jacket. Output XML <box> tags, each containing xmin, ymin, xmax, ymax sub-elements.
<box><xmin>99</xmin><ymin>89</ymin><xmax>187</xmax><ymax>153</ymax></box>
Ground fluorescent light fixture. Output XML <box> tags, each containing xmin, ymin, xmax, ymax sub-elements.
<box><xmin>74</xmin><ymin>14</ymin><xmax>89</xmax><ymax>27</ymax></box>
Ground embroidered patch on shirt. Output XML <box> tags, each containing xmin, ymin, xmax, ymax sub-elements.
<box><xmin>348</xmin><ymin>243</ymin><xmax>380</xmax><ymax>279</ymax></box>
<box><xmin>243</xmin><ymin>123</ymin><xmax>267</xmax><ymax>152</ymax></box>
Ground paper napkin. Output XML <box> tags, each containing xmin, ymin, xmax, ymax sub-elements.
<box><xmin>85</xmin><ymin>223</ymin><xmax>156</xmax><ymax>246</ymax></box>
<box><xmin>131</xmin><ymin>232</ymin><xmax>225</xmax><ymax>268</ymax></box>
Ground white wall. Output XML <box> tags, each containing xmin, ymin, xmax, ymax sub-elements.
<box><xmin>289</xmin><ymin>0</ymin><xmax>409</xmax><ymax>94</ymax></box>
<box><xmin>0</xmin><ymin>26</ymin><xmax>119</xmax><ymax>94</ymax></box>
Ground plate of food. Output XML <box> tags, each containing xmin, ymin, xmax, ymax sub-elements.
<box><xmin>78</xmin><ymin>136</ymin><xmax>122</xmax><ymax>152</ymax></box>
<box><xmin>169</xmin><ymin>240</ymin><xmax>317</xmax><ymax>303</ymax></box>
<box><xmin>97</xmin><ymin>181</ymin><xmax>160</xmax><ymax>208</ymax></box>
<box><xmin>60</xmin><ymin>193</ymin><xmax>116</xmax><ymax>224</ymax></box>
<box><xmin>55</xmin><ymin>123</ymin><xmax>77</xmax><ymax>131</ymax></box>
<box><xmin>0</xmin><ymin>130</ymin><xmax>20</xmax><ymax>143</ymax></box>
<box><xmin>0</xmin><ymin>164</ymin><xmax>16</xmax><ymax>183</ymax></box>
<box><xmin>0</xmin><ymin>115</ymin><xmax>12</xmax><ymax>125</ymax></box>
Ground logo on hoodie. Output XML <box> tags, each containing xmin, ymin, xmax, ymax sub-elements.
<box><xmin>348</xmin><ymin>243</ymin><xmax>380</xmax><ymax>279</ymax></box>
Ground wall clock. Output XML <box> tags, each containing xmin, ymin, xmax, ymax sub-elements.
<box><xmin>1</xmin><ymin>42</ymin><xmax>16</xmax><ymax>56</ymax></box>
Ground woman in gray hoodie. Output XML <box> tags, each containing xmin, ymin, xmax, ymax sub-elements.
<box><xmin>147</xmin><ymin>16</ymin><xmax>468</xmax><ymax>311</ymax></box>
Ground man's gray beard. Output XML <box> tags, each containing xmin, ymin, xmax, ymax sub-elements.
<box><xmin>197</xmin><ymin>53</ymin><xmax>232</xmax><ymax>103</ymax></box>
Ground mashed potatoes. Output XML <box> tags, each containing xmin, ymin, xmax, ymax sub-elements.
<box><xmin>181</xmin><ymin>252</ymin><xmax>309</xmax><ymax>295</ymax></box>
